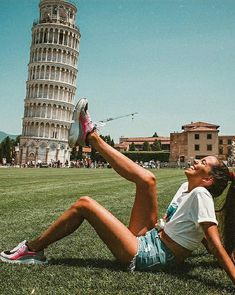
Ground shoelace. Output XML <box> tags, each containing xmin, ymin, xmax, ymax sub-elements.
<box><xmin>10</xmin><ymin>241</ymin><xmax>27</xmax><ymax>253</ymax></box>
<box><xmin>93</xmin><ymin>121</ymin><xmax>106</xmax><ymax>129</ymax></box>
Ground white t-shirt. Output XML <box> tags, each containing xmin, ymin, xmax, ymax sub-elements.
<box><xmin>163</xmin><ymin>182</ymin><xmax>218</xmax><ymax>251</ymax></box>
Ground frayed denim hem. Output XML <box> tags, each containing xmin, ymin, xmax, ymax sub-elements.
<box><xmin>126</xmin><ymin>237</ymin><xmax>140</xmax><ymax>272</ymax></box>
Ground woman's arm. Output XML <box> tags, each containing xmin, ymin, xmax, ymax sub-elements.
<box><xmin>201</xmin><ymin>237</ymin><xmax>212</xmax><ymax>254</ymax></box>
<box><xmin>201</xmin><ymin>222</ymin><xmax>235</xmax><ymax>284</ymax></box>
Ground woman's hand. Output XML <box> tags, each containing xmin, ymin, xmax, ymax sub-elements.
<box><xmin>201</xmin><ymin>222</ymin><xmax>235</xmax><ymax>284</ymax></box>
<box><xmin>201</xmin><ymin>237</ymin><xmax>212</xmax><ymax>254</ymax></box>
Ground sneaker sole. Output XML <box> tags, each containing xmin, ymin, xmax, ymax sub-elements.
<box><xmin>73</xmin><ymin>98</ymin><xmax>88</xmax><ymax>121</ymax></box>
<box><xmin>0</xmin><ymin>255</ymin><xmax>48</xmax><ymax>265</ymax></box>
<box><xmin>68</xmin><ymin>98</ymin><xmax>88</xmax><ymax>148</ymax></box>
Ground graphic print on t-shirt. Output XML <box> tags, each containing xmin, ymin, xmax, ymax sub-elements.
<box><xmin>165</xmin><ymin>202</ymin><xmax>178</xmax><ymax>221</ymax></box>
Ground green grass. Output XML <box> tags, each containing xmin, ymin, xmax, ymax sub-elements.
<box><xmin>0</xmin><ymin>168</ymin><xmax>234</xmax><ymax>295</ymax></box>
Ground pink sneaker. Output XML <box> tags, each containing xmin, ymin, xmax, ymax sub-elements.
<box><xmin>0</xmin><ymin>240</ymin><xmax>47</xmax><ymax>265</ymax></box>
<box><xmin>68</xmin><ymin>98</ymin><xmax>95</xmax><ymax>148</ymax></box>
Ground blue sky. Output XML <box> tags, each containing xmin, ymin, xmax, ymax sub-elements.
<box><xmin>0</xmin><ymin>0</ymin><xmax>234</xmax><ymax>142</ymax></box>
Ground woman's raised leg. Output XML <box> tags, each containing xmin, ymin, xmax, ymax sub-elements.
<box><xmin>70</xmin><ymin>98</ymin><xmax>158</xmax><ymax>236</ymax></box>
<box><xmin>88</xmin><ymin>132</ymin><xmax>158</xmax><ymax>236</ymax></box>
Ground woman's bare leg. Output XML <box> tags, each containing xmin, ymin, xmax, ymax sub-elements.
<box><xmin>28</xmin><ymin>196</ymin><xmax>138</xmax><ymax>264</ymax></box>
<box><xmin>88</xmin><ymin>132</ymin><xmax>158</xmax><ymax>236</ymax></box>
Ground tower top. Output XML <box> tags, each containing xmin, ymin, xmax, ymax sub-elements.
<box><xmin>40</xmin><ymin>0</ymin><xmax>77</xmax><ymax>11</ymax></box>
<box><xmin>39</xmin><ymin>0</ymin><xmax>77</xmax><ymax>26</ymax></box>
<box><xmin>40</xmin><ymin>0</ymin><xmax>76</xmax><ymax>4</ymax></box>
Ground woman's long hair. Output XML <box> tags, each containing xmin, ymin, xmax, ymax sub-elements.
<box><xmin>210</xmin><ymin>162</ymin><xmax>235</xmax><ymax>260</ymax></box>
<box><xmin>222</xmin><ymin>175</ymin><xmax>235</xmax><ymax>259</ymax></box>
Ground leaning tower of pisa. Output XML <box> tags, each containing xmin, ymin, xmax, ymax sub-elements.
<box><xmin>19</xmin><ymin>0</ymin><xmax>80</xmax><ymax>166</ymax></box>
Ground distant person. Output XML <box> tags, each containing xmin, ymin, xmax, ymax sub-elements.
<box><xmin>1</xmin><ymin>98</ymin><xmax>235</xmax><ymax>285</ymax></box>
<box><xmin>156</xmin><ymin>160</ymin><xmax>160</xmax><ymax>169</ymax></box>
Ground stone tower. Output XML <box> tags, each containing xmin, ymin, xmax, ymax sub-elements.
<box><xmin>19</xmin><ymin>0</ymin><xmax>80</xmax><ymax>166</ymax></box>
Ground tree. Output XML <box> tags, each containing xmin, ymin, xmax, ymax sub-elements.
<box><xmin>15</xmin><ymin>135</ymin><xmax>20</xmax><ymax>146</ymax></box>
<box><xmin>90</xmin><ymin>146</ymin><xmax>97</xmax><ymax>161</ymax></box>
<box><xmin>129</xmin><ymin>142</ymin><xmax>136</xmax><ymax>151</ymax></box>
<box><xmin>100</xmin><ymin>135</ymin><xmax>114</xmax><ymax>146</ymax></box>
<box><xmin>0</xmin><ymin>143</ymin><xmax>3</xmax><ymax>163</ymax></box>
<box><xmin>77</xmin><ymin>145</ymin><xmax>83</xmax><ymax>160</ymax></box>
<box><xmin>70</xmin><ymin>147</ymin><xmax>77</xmax><ymax>160</ymax></box>
<box><xmin>152</xmin><ymin>140</ymin><xmax>162</xmax><ymax>151</ymax></box>
<box><xmin>0</xmin><ymin>136</ymin><xmax>13</xmax><ymax>164</ymax></box>
<box><xmin>143</xmin><ymin>141</ymin><xmax>150</xmax><ymax>151</ymax></box>
<box><xmin>70</xmin><ymin>146</ymin><xmax>83</xmax><ymax>160</ymax></box>
<box><xmin>152</xmin><ymin>132</ymin><xmax>158</xmax><ymax>137</ymax></box>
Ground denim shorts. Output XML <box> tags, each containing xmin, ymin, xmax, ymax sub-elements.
<box><xmin>128</xmin><ymin>228</ymin><xmax>175</xmax><ymax>271</ymax></box>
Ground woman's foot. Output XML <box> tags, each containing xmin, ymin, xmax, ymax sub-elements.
<box><xmin>0</xmin><ymin>240</ymin><xmax>47</xmax><ymax>265</ymax></box>
<box><xmin>68</xmin><ymin>98</ymin><xmax>95</xmax><ymax>148</ymax></box>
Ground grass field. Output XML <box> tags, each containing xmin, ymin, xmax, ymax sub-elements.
<box><xmin>0</xmin><ymin>168</ymin><xmax>234</xmax><ymax>295</ymax></box>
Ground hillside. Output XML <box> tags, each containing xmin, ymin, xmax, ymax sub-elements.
<box><xmin>0</xmin><ymin>131</ymin><xmax>19</xmax><ymax>142</ymax></box>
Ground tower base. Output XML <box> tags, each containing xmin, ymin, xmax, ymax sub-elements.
<box><xmin>19</xmin><ymin>136</ymin><xmax>70</xmax><ymax>167</ymax></box>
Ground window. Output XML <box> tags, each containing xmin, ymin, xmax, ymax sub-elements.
<box><xmin>194</xmin><ymin>144</ymin><xmax>200</xmax><ymax>151</ymax></box>
<box><xmin>207</xmin><ymin>144</ymin><xmax>212</xmax><ymax>151</ymax></box>
<box><xmin>179</xmin><ymin>156</ymin><xmax>185</xmax><ymax>163</ymax></box>
<box><xmin>207</xmin><ymin>134</ymin><xmax>212</xmax><ymax>140</ymax></box>
<box><xmin>219</xmin><ymin>139</ymin><xmax>223</xmax><ymax>145</ymax></box>
<box><xmin>194</xmin><ymin>134</ymin><xmax>199</xmax><ymax>140</ymax></box>
<box><xmin>219</xmin><ymin>147</ymin><xmax>223</xmax><ymax>154</ymax></box>
<box><xmin>228</xmin><ymin>139</ymin><xmax>232</xmax><ymax>145</ymax></box>
<box><xmin>52</xmin><ymin>131</ymin><xmax>57</xmax><ymax>139</ymax></box>
<box><xmin>53</xmin><ymin>6</ymin><xmax>57</xmax><ymax>15</ymax></box>
<box><xmin>59</xmin><ymin>32</ymin><xmax>63</xmax><ymax>44</ymax></box>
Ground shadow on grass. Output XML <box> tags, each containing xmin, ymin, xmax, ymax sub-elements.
<box><xmin>161</xmin><ymin>261</ymin><xmax>235</xmax><ymax>293</ymax></box>
<box><xmin>50</xmin><ymin>257</ymin><xmax>235</xmax><ymax>292</ymax></box>
<box><xmin>50</xmin><ymin>255</ymin><xmax>235</xmax><ymax>294</ymax></box>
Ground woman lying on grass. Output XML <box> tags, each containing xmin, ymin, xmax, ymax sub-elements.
<box><xmin>1</xmin><ymin>98</ymin><xmax>235</xmax><ymax>284</ymax></box>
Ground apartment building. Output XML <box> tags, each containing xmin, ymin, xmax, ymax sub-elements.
<box><xmin>170</xmin><ymin>121</ymin><xmax>219</xmax><ymax>163</ymax></box>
